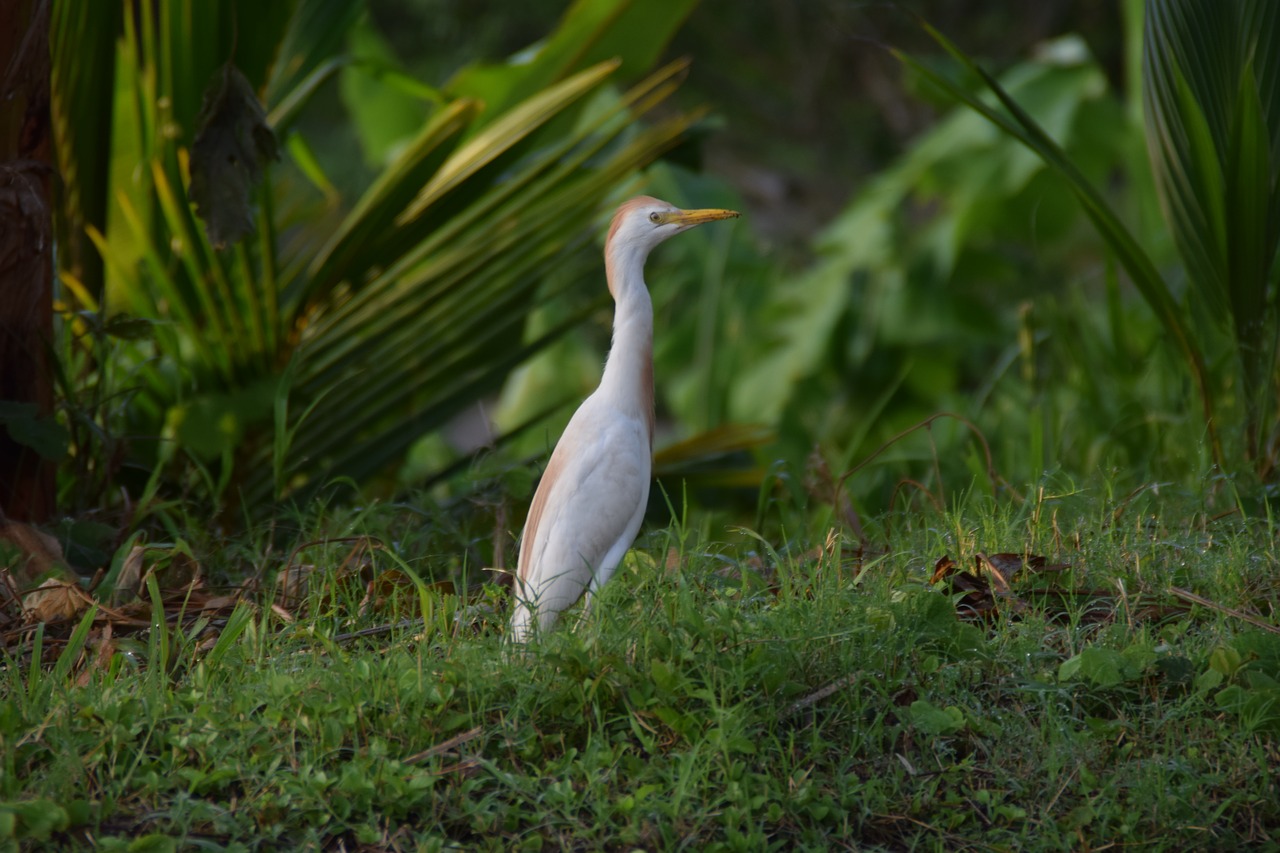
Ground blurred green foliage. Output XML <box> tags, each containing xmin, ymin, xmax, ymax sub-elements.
<box><xmin>737</xmin><ymin>36</ymin><xmax>1150</xmax><ymax>495</ymax></box>
<box><xmin>50</xmin><ymin>0</ymin><xmax>709</xmax><ymax>523</ymax></box>
<box><xmin>899</xmin><ymin>0</ymin><xmax>1280</xmax><ymax>497</ymax></box>
<box><xmin>44</xmin><ymin>0</ymin><xmax>1278</xmax><ymax>536</ymax></box>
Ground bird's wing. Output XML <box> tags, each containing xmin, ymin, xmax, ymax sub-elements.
<box><xmin>516</xmin><ymin>404</ymin><xmax>651</xmax><ymax>616</ymax></box>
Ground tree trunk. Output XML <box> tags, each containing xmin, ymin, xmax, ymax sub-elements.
<box><xmin>0</xmin><ymin>0</ymin><xmax>55</xmax><ymax>522</ymax></box>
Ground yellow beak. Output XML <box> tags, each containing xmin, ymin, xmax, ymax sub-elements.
<box><xmin>668</xmin><ymin>207</ymin><xmax>740</xmax><ymax>227</ymax></box>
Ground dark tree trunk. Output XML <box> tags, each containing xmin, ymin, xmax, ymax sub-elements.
<box><xmin>0</xmin><ymin>0</ymin><xmax>55</xmax><ymax>522</ymax></box>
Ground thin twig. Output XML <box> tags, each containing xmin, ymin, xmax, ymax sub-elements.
<box><xmin>1170</xmin><ymin>587</ymin><xmax>1280</xmax><ymax>635</ymax></box>
<box><xmin>782</xmin><ymin>673</ymin><xmax>858</xmax><ymax>719</ymax></box>
<box><xmin>404</xmin><ymin>726</ymin><xmax>482</xmax><ymax>765</ymax></box>
<box><xmin>332</xmin><ymin>618</ymin><xmax>424</xmax><ymax>643</ymax></box>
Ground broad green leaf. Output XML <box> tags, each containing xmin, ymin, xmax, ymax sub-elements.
<box><xmin>1059</xmin><ymin>646</ymin><xmax>1126</xmax><ymax>687</ymax></box>
<box><xmin>0</xmin><ymin>402</ymin><xmax>70</xmax><ymax>462</ymax></box>
<box><xmin>57</xmin><ymin>0</ymin><xmax>707</xmax><ymax>512</ymax></box>
<box><xmin>303</xmin><ymin>98</ymin><xmax>479</xmax><ymax>303</ymax></box>
<box><xmin>167</xmin><ymin>379</ymin><xmax>276</xmax><ymax>461</ymax></box>
<box><xmin>1225</xmin><ymin>63</ymin><xmax>1275</xmax><ymax>347</ymax></box>
<box><xmin>275</xmin><ymin>109</ymin><xmax>696</xmax><ymax>494</ymax></box>
<box><xmin>339</xmin><ymin>16</ymin><xmax>435</xmax><ymax>169</ymax></box>
<box><xmin>908</xmin><ymin>699</ymin><xmax>965</xmax><ymax>735</ymax></box>
<box><xmin>50</xmin><ymin>0</ymin><xmax>119</xmax><ymax>301</ymax></box>
<box><xmin>901</xmin><ymin>23</ymin><xmax>1222</xmax><ymax>467</ymax></box>
<box><xmin>265</xmin><ymin>0</ymin><xmax>362</xmax><ymax>110</ymax></box>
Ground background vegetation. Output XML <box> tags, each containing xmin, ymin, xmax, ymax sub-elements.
<box><xmin>14</xmin><ymin>0</ymin><xmax>1274</xmax><ymax>535</ymax></box>
<box><xmin>2</xmin><ymin>0</ymin><xmax>1278</xmax><ymax>848</ymax></box>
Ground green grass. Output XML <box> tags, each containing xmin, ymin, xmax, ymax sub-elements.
<box><xmin>3</xmin><ymin>482</ymin><xmax>1279</xmax><ymax>850</ymax></box>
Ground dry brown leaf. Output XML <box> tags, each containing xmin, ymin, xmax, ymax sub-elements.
<box><xmin>930</xmin><ymin>555</ymin><xmax>958</xmax><ymax>584</ymax></box>
<box><xmin>269</xmin><ymin>602</ymin><xmax>295</xmax><ymax>623</ymax></box>
<box><xmin>75</xmin><ymin>623</ymin><xmax>115</xmax><ymax>688</ymax></box>
<box><xmin>22</xmin><ymin>578</ymin><xmax>89</xmax><ymax>622</ymax></box>
<box><xmin>274</xmin><ymin>563</ymin><xmax>314</xmax><ymax>609</ymax></box>
<box><xmin>151</xmin><ymin>548</ymin><xmax>201</xmax><ymax>592</ymax></box>
<box><xmin>112</xmin><ymin>544</ymin><xmax>146</xmax><ymax>604</ymax></box>
<box><xmin>977</xmin><ymin>552</ymin><xmax>1013</xmax><ymax>594</ymax></box>
<box><xmin>359</xmin><ymin>570</ymin><xmax>452</xmax><ymax>616</ymax></box>
<box><xmin>932</xmin><ymin>551</ymin><xmax>1092</xmax><ymax>624</ymax></box>
<box><xmin>360</xmin><ymin>568</ymin><xmax>412</xmax><ymax>613</ymax></box>
<box><xmin>0</xmin><ymin>517</ymin><xmax>77</xmax><ymax>586</ymax></box>
<box><xmin>0</xmin><ymin>567</ymin><xmax>19</xmax><ymax>612</ymax></box>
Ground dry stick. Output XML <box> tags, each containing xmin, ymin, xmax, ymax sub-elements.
<box><xmin>404</xmin><ymin>726</ymin><xmax>482</xmax><ymax>765</ymax></box>
<box><xmin>838</xmin><ymin>411</ymin><xmax>1017</xmax><ymax>544</ymax></box>
<box><xmin>1109</xmin><ymin>481</ymin><xmax>1173</xmax><ymax>527</ymax></box>
<box><xmin>782</xmin><ymin>673</ymin><xmax>858</xmax><ymax>719</ymax></box>
<box><xmin>332</xmin><ymin>618</ymin><xmax>424</xmax><ymax>643</ymax></box>
<box><xmin>83</xmin><ymin>566</ymin><xmax>106</xmax><ymax>594</ymax></box>
<box><xmin>838</xmin><ymin>411</ymin><xmax>1005</xmax><ymax>504</ymax></box>
<box><xmin>1169</xmin><ymin>587</ymin><xmax>1280</xmax><ymax>635</ymax></box>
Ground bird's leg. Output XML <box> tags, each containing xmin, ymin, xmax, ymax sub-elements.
<box><xmin>574</xmin><ymin>568</ymin><xmax>611</xmax><ymax>633</ymax></box>
<box><xmin>578</xmin><ymin>590</ymin><xmax>595</xmax><ymax>626</ymax></box>
<box><xmin>576</xmin><ymin>580</ymin><xmax>600</xmax><ymax>630</ymax></box>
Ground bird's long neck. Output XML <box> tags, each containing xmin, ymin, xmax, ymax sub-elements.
<box><xmin>600</xmin><ymin>242</ymin><xmax>655</xmax><ymax>448</ymax></box>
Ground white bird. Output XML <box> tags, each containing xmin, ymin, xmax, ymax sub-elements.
<box><xmin>508</xmin><ymin>196</ymin><xmax>740</xmax><ymax>642</ymax></box>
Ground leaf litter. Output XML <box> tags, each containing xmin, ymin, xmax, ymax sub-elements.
<box><xmin>0</xmin><ymin>532</ymin><xmax>483</xmax><ymax>683</ymax></box>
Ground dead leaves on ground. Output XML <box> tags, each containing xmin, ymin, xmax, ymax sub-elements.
<box><xmin>929</xmin><ymin>552</ymin><xmax>1067</xmax><ymax>621</ymax></box>
<box><xmin>928</xmin><ymin>550</ymin><xmax>1187</xmax><ymax>627</ymax></box>
<box><xmin>1</xmin><ymin>534</ymin><xmax>482</xmax><ymax>684</ymax></box>
<box><xmin>2</xmin><ymin>540</ymin><xmax>239</xmax><ymax>677</ymax></box>
<box><xmin>0</xmin><ymin>514</ymin><xmax>83</xmax><ymax>625</ymax></box>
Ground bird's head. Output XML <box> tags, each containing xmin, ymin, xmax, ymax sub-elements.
<box><xmin>606</xmin><ymin>196</ymin><xmax>740</xmax><ymax>258</ymax></box>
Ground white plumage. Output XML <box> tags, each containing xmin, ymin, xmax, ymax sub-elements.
<box><xmin>508</xmin><ymin>196</ymin><xmax>739</xmax><ymax>642</ymax></box>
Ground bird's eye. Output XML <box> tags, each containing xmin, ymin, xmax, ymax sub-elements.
<box><xmin>649</xmin><ymin>212</ymin><xmax>662</xmax><ymax>224</ymax></box>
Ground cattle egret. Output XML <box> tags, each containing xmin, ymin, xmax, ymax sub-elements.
<box><xmin>508</xmin><ymin>196</ymin><xmax>740</xmax><ymax>642</ymax></box>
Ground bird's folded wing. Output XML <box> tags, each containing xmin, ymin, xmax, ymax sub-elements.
<box><xmin>518</xmin><ymin>413</ymin><xmax>650</xmax><ymax>608</ymax></box>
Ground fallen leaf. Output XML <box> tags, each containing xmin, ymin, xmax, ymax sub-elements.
<box><xmin>151</xmin><ymin>548</ymin><xmax>201</xmax><ymax>593</ymax></box>
<box><xmin>360</xmin><ymin>568</ymin><xmax>413</xmax><ymax>614</ymax></box>
<box><xmin>977</xmin><ymin>552</ymin><xmax>1013</xmax><ymax>594</ymax></box>
<box><xmin>112</xmin><ymin>544</ymin><xmax>146</xmax><ymax>604</ymax></box>
<box><xmin>22</xmin><ymin>578</ymin><xmax>88</xmax><ymax>622</ymax></box>
<box><xmin>0</xmin><ymin>516</ymin><xmax>77</xmax><ymax>586</ymax></box>
<box><xmin>75</xmin><ymin>623</ymin><xmax>115</xmax><ymax>688</ymax></box>
<box><xmin>274</xmin><ymin>563</ymin><xmax>314</xmax><ymax>609</ymax></box>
